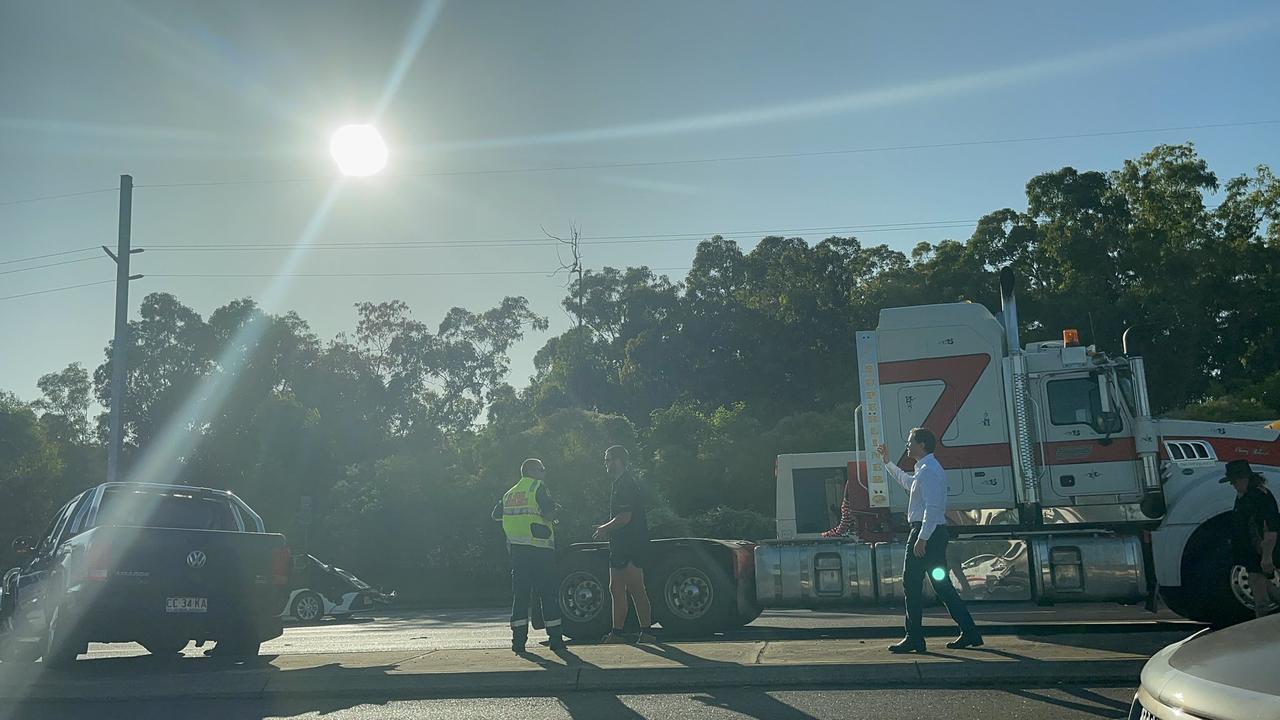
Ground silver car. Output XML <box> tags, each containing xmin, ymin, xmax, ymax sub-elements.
<box><xmin>1131</xmin><ymin>613</ymin><xmax>1280</xmax><ymax>718</ymax></box>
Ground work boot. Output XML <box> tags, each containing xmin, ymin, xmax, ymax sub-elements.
<box><xmin>636</xmin><ymin>629</ymin><xmax>658</xmax><ymax>644</ymax></box>
<box><xmin>512</xmin><ymin>632</ymin><xmax>528</xmax><ymax>654</ymax></box>
<box><xmin>600</xmin><ymin>631</ymin><xmax>628</xmax><ymax>644</ymax></box>
<box><xmin>887</xmin><ymin>637</ymin><xmax>926</xmax><ymax>654</ymax></box>
<box><xmin>547</xmin><ymin>634</ymin><xmax>566</xmax><ymax>652</ymax></box>
<box><xmin>945</xmin><ymin>633</ymin><xmax>984</xmax><ymax>649</ymax></box>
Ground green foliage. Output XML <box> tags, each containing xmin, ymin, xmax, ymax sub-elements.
<box><xmin>4</xmin><ymin>144</ymin><xmax>1279</xmax><ymax>604</ymax></box>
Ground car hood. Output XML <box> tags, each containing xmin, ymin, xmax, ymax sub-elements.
<box><xmin>1142</xmin><ymin>614</ymin><xmax>1280</xmax><ymax>717</ymax></box>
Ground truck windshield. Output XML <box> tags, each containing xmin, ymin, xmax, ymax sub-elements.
<box><xmin>96</xmin><ymin>488</ymin><xmax>239</xmax><ymax>531</ymax></box>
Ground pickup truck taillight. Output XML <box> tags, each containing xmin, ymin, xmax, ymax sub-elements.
<box><xmin>272</xmin><ymin>546</ymin><xmax>290</xmax><ymax>585</ymax></box>
<box><xmin>86</xmin><ymin>542</ymin><xmax>112</xmax><ymax>582</ymax></box>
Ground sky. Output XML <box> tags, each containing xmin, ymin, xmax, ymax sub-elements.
<box><xmin>2</xmin><ymin>0</ymin><xmax>1279</xmax><ymax>408</ymax></box>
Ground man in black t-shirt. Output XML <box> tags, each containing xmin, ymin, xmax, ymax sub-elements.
<box><xmin>592</xmin><ymin>445</ymin><xmax>654</xmax><ymax>643</ymax></box>
<box><xmin>1224</xmin><ymin>459</ymin><xmax>1280</xmax><ymax>618</ymax></box>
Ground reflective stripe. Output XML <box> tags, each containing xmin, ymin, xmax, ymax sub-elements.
<box><xmin>511</xmin><ymin>619</ymin><xmax>529</xmax><ymax>628</ymax></box>
<box><xmin>543</xmin><ymin>619</ymin><xmax>562</xmax><ymax>627</ymax></box>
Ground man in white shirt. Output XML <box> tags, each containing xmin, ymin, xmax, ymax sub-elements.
<box><xmin>876</xmin><ymin>427</ymin><xmax>983</xmax><ymax>653</ymax></box>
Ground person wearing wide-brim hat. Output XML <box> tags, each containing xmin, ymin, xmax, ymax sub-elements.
<box><xmin>1222</xmin><ymin>459</ymin><xmax>1280</xmax><ymax>617</ymax></box>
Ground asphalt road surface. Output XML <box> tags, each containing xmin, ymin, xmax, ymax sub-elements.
<box><xmin>0</xmin><ymin>687</ymin><xmax>1139</xmax><ymax>720</ymax></box>
<box><xmin>79</xmin><ymin>603</ymin><xmax>1198</xmax><ymax>658</ymax></box>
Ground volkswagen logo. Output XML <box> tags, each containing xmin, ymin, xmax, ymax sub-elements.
<box><xmin>186</xmin><ymin>550</ymin><xmax>207</xmax><ymax>569</ymax></box>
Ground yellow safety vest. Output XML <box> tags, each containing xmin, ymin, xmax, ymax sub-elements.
<box><xmin>502</xmin><ymin>476</ymin><xmax>555</xmax><ymax>549</ymax></box>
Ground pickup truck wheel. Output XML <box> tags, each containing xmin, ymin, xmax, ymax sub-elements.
<box><xmin>211</xmin><ymin>637</ymin><xmax>262</xmax><ymax>660</ymax></box>
<box><xmin>141</xmin><ymin>637</ymin><xmax>189</xmax><ymax>657</ymax></box>
<box><xmin>291</xmin><ymin>591</ymin><xmax>324</xmax><ymax>623</ymax></box>
<box><xmin>556</xmin><ymin>554</ymin><xmax>611</xmax><ymax>642</ymax></box>
<box><xmin>0</xmin><ymin>639</ymin><xmax>42</xmax><ymax>663</ymax></box>
<box><xmin>42</xmin><ymin>605</ymin><xmax>84</xmax><ymax>669</ymax></box>
<box><xmin>652</xmin><ymin>557</ymin><xmax>733</xmax><ymax>637</ymax></box>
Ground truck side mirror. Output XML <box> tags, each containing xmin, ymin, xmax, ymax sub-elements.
<box><xmin>1093</xmin><ymin>411</ymin><xmax>1123</xmax><ymax>436</ymax></box>
<box><xmin>11</xmin><ymin>537</ymin><xmax>33</xmax><ymax>556</ymax></box>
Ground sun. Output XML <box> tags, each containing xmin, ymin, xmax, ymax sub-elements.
<box><xmin>330</xmin><ymin>124</ymin><xmax>388</xmax><ymax>177</ymax></box>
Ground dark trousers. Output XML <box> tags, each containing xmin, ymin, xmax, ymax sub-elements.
<box><xmin>510</xmin><ymin>544</ymin><xmax>562</xmax><ymax>641</ymax></box>
<box><xmin>903</xmin><ymin>523</ymin><xmax>978</xmax><ymax>640</ymax></box>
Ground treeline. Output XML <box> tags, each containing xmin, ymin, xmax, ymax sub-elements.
<box><xmin>2</xmin><ymin>144</ymin><xmax>1277</xmax><ymax>602</ymax></box>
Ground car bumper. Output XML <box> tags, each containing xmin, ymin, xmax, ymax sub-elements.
<box><xmin>67</xmin><ymin>585</ymin><xmax>284</xmax><ymax>643</ymax></box>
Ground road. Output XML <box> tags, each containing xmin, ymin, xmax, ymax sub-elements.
<box><xmin>79</xmin><ymin>602</ymin><xmax>1199</xmax><ymax>658</ymax></box>
<box><xmin>0</xmin><ymin>687</ymin><xmax>1138</xmax><ymax>720</ymax></box>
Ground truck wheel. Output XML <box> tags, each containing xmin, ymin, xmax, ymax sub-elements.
<box><xmin>290</xmin><ymin>591</ymin><xmax>324</xmax><ymax>623</ymax></box>
<box><xmin>1158</xmin><ymin>585</ymin><xmax>1203</xmax><ymax>619</ymax></box>
<box><xmin>42</xmin><ymin>605</ymin><xmax>85</xmax><ymax>669</ymax></box>
<box><xmin>556</xmin><ymin>554</ymin><xmax>611</xmax><ymax>642</ymax></box>
<box><xmin>141</xmin><ymin>637</ymin><xmax>189</xmax><ymax>657</ymax></box>
<box><xmin>652</xmin><ymin>557</ymin><xmax>733</xmax><ymax>637</ymax></box>
<box><xmin>1181</xmin><ymin>533</ymin><xmax>1256</xmax><ymax>626</ymax></box>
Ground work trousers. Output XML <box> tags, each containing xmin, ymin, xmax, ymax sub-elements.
<box><xmin>903</xmin><ymin>523</ymin><xmax>978</xmax><ymax>640</ymax></box>
<box><xmin>510</xmin><ymin>544</ymin><xmax>562</xmax><ymax>641</ymax></box>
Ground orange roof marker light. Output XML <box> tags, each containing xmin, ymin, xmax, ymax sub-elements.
<box><xmin>1062</xmin><ymin>329</ymin><xmax>1081</xmax><ymax>347</ymax></box>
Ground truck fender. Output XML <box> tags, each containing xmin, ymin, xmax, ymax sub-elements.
<box><xmin>1150</xmin><ymin>467</ymin><xmax>1238</xmax><ymax>587</ymax></box>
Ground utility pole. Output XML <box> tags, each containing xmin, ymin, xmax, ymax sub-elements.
<box><xmin>103</xmin><ymin>174</ymin><xmax>144</xmax><ymax>483</ymax></box>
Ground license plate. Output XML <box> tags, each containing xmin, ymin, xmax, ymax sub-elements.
<box><xmin>166</xmin><ymin>597</ymin><xmax>208</xmax><ymax>613</ymax></box>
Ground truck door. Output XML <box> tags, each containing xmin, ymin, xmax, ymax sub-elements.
<box><xmin>1036</xmin><ymin>373</ymin><xmax>1141</xmax><ymax>503</ymax></box>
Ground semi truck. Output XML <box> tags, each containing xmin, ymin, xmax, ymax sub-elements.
<box><xmin>553</xmin><ymin>268</ymin><xmax>1280</xmax><ymax>640</ymax></box>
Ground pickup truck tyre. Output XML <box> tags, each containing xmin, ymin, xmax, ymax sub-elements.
<box><xmin>290</xmin><ymin>591</ymin><xmax>325</xmax><ymax>623</ymax></box>
<box><xmin>141</xmin><ymin>637</ymin><xmax>189</xmax><ymax>657</ymax></box>
<box><xmin>0</xmin><ymin>638</ymin><xmax>42</xmax><ymax>663</ymax></box>
<box><xmin>42</xmin><ymin>604</ymin><xmax>85</xmax><ymax>669</ymax></box>
<box><xmin>211</xmin><ymin>636</ymin><xmax>262</xmax><ymax>660</ymax></box>
<box><xmin>556</xmin><ymin>554</ymin><xmax>611</xmax><ymax>642</ymax></box>
<box><xmin>651</xmin><ymin>557</ymin><xmax>733</xmax><ymax>636</ymax></box>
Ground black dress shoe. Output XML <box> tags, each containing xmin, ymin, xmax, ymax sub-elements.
<box><xmin>887</xmin><ymin>637</ymin><xmax>926</xmax><ymax>653</ymax></box>
<box><xmin>945</xmin><ymin>634</ymin><xmax>984</xmax><ymax>649</ymax></box>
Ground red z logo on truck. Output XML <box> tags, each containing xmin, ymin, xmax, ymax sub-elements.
<box><xmin>878</xmin><ymin>353</ymin><xmax>1011</xmax><ymax>469</ymax></box>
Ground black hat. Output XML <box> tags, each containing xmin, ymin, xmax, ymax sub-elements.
<box><xmin>1219</xmin><ymin>459</ymin><xmax>1265</xmax><ymax>484</ymax></box>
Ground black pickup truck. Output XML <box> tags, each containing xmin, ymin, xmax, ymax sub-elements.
<box><xmin>0</xmin><ymin>482</ymin><xmax>289</xmax><ymax>667</ymax></box>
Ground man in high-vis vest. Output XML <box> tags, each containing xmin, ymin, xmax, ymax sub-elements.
<box><xmin>493</xmin><ymin>457</ymin><xmax>564</xmax><ymax>652</ymax></box>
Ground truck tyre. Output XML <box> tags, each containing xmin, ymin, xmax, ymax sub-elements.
<box><xmin>290</xmin><ymin>591</ymin><xmax>325</xmax><ymax>623</ymax></box>
<box><xmin>1157</xmin><ymin>585</ymin><xmax>1202</xmax><ymax>620</ymax></box>
<box><xmin>1180</xmin><ymin>528</ymin><xmax>1257</xmax><ymax>627</ymax></box>
<box><xmin>651</xmin><ymin>556</ymin><xmax>734</xmax><ymax>637</ymax></box>
<box><xmin>42</xmin><ymin>605</ymin><xmax>84</xmax><ymax>669</ymax></box>
<box><xmin>141</xmin><ymin>637</ymin><xmax>189</xmax><ymax>657</ymax></box>
<box><xmin>557</xmin><ymin>553</ymin><xmax>611</xmax><ymax>642</ymax></box>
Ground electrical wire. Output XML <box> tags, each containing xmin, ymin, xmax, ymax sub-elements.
<box><xmin>0</xmin><ymin>246</ymin><xmax>100</xmax><ymax>267</ymax></box>
<box><xmin>0</xmin><ymin>187</ymin><xmax>118</xmax><ymax>208</ymax></box>
<box><xmin>0</xmin><ymin>279</ymin><xmax>115</xmax><ymax>302</ymax></box>
<box><xmin>0</xmin><ymin>255</ymin><xmax>105</xmax><ymax>277</ymax></box>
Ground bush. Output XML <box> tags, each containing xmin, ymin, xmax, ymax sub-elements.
<box><xmin>686</xmin><ymin>506</ymin><xmax>776</xmax><ymax>541</ymax></box>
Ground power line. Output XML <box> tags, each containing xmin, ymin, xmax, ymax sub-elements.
<box><xmin>0</xmin><ymin>187</ymin><xmax>118</xmax><ymax>208</ymax></box>
<box><xmin>0</xmin><ymin>255</ymin><xmax>104</xmax><ymax>277</ymax></box>
<box><xmin>147</xmin><ymin>267</ymin><xmax>691</xmax><ymax>279</ymax></box>
<box><xmin>0</xmin><ymin>279</ymin><xmax>114</xmax><ymax>302</ymax></box>
<box><xmin>0</xmin><ymin>246</ymin><xmax>99</xmax><ymax>267</ymax></box>
<box><xmin>126</xmin><ymin>119</ymin><xmax>1280</xmax><ymax>189</ymax></box>
<box><xmin>142</xmin><ymin>220</ymin><xmax>978</xmax><ymax>253</ymax></box>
